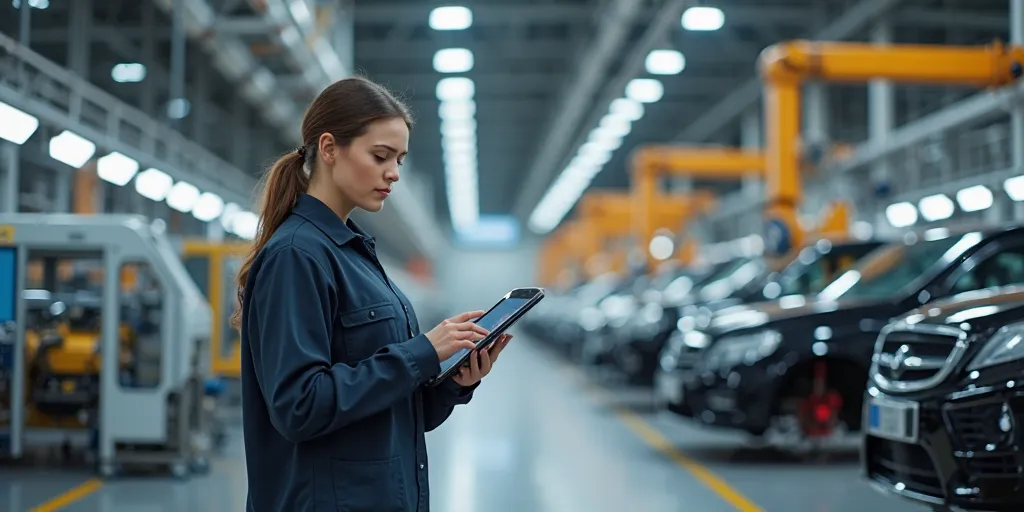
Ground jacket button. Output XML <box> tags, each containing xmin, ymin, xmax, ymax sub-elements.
<box><xmin>369</xmin><ymin>310</ymin><xmax>376</xmax><ymax>318</ymax></box>
<box><xmin>419</xmin><ymin>463</ymin><xmax>425</xmax><ymax>470</ymax></box>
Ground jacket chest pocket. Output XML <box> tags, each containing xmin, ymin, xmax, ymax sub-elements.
<box><xmin>339</xmin><ymin>301</ymin><xmax>402</xmax><ymax>362</ymax></box>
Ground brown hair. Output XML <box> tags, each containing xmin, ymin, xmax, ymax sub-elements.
<box><xmin>230</xmin><ymin>77</ymin><xmax>413</xmax><ymax>329</ymax></box>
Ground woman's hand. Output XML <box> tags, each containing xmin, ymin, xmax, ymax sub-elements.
<box><xmin>452</xmin><ymin>333</ymin><xmax>513</xmax><ymax>387</ymax></box>
<box><xmin>425</xmin><ymin>310</ymin><xmax>491</xmax><ymax>362</ymax></box>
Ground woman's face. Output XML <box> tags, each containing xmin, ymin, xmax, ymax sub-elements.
<box><xmin>325</xmin><ymin>117</ymin><xmax>409</xmax><ymax>214</ymax></box>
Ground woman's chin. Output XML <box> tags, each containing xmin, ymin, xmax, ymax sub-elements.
<box><xmin>361</xmin><ymin>200</ymin><xmax>386</xmax><ymax>213</ymax></box>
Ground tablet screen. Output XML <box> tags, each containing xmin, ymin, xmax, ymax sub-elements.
<box><xmin>438</xmin><ymin>297</ymin><xmax>530</xmax><ymax>374</ymax></box>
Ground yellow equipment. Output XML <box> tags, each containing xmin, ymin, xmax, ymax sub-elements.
<box><xmin>181</xmin><ymin>240</ymin><xmax>250</xmax><ymax>380</ymax></box>
<box><xmin>759</xmin><ymin>40</ymin><xmax>1024</xmax><ymax>256</ymax></box>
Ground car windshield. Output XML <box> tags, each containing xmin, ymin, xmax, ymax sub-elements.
<box><xmin>819</xmin><ymin>233</ymin><xmax>979</xmax><ymax>302</ymax></box>
<box><xmin>698</xmin><ymin>258</ymin><xmax>764</xmax><ymax>302</ymax></box>
<box><xmin>773</xmin><ymin>243</ymin><xmax>879</xmax><ymax>297</ymax></box>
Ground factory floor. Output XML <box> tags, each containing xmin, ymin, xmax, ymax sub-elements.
<box><xmin>0</xmin><ymin>336</ymin><xmax>924</xmax><ymax>512</ymax></box>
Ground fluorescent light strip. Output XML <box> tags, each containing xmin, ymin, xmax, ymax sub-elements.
<box><xmin>437</xmin><ymin>77</ymin><xmax>480</xmax><ymax>232</ymax></box>
<box><xmin>527</xmin><ymin>97</ymin><xmax>648</xmax><ymax>234</ymax></box>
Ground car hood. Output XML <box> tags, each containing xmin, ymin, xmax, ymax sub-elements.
<box><xmin>704</xmin><ymin>294</ymin><xmax>899</xmax><ymax>338</ymax></box>
<box><xmin>891</xmin><ymin>286</ymin><xmax>1024</xmax><ymax>332</ymax></box>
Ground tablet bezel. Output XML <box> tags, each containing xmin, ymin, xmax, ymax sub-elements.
<box><xmin>428</xmin><ymin>287</ymin><xmax>545</xmax><ymax>386</ymax></box>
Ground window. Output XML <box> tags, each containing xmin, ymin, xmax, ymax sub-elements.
<box><xmin>951</xmin><ymin>247</ymin><xmax>1024</xmax><ymax>294</ymax></box>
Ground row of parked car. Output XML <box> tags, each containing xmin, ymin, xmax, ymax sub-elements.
<box><xmin>521</xmin><ymin>225</ymin><xmax>1024</xmax><ymax>512</ymax></box>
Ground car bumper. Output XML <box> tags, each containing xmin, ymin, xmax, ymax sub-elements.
<box><xmin>862</xmin><ymin>387</ymin><xmax>1024</xmax><ymax>511</ymax></box>
<box><xmin>655</xmin><ymin>361</ymin><xmax>778</xmax><ymax>433</ymax></box>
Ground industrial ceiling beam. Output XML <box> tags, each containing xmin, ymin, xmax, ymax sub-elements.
<box><xmin>355</xmin><ymin>2</ymin><xmax>998</xmax><ymax>30</ymax></box>
<box><xmin>669</xmin><ymin>0</ymin><xmax>904</xmax><ymax>145</ymax></box>
<box><xmin>507</xmin><ymin>0</ymin><xmax>656</xmax><ymax>218</ymax></box>
<box><xmin>513</xmin><ymin>0</ymin><xmax>692</xmax><ymax>221</ymax></box>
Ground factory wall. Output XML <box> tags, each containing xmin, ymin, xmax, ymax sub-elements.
<box><xmin>437</xmin><ymin>240</ymin><xmax>541</xmax><ymax>317</ymax></box>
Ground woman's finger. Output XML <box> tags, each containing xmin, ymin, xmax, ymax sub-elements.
<box><xmin>479</xmin><ymin>348</ymin><xmax>493</xmax><ymax>375</ymax></box>
<box><xmin>450</xmin><ymin>310</ymin><xmax>486</xmax><ymax>323</ymax></box>
<box><xmin>469</xmin><ymin>348</ymin><xmax>481</xmax><ymax>378</ymax></box>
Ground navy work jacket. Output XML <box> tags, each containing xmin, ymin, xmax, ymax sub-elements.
<box><xmin>240</xmin><ymin>194</ymin><xmax>475</xmax><ymax>511</ymax></box>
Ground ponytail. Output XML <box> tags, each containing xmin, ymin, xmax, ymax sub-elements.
<box><xmin>229</xmin><ymin>150</ymin><xmax>310</xmax><ymax>329</ymax></box>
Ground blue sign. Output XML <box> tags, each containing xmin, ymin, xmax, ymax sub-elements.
<box><xmin>0</xmin><ymin>248</ymin><xmax>15</xmax><ymax>323</ymax></box>
<box><xmin>454</xmin><ymin>215</ymin><xmax>521</xmax><ymax>249</ymax></box>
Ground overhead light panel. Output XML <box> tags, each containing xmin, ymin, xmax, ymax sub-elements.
<box><xmin>433</xmin><ymin>48</ymin><xmax>474</xmax><ymax>73</ymax></box>
<box><xmin>111</xmin><ymin>63</ymin><xmax>147</xmax><ymax>83</ymax></box>
<box><xmin>439</xmin><ymin>100</ymin><xmax>476</xmax><ymax>121</ymax></box>
<box><xmin>645</xmin><ymin>49</ymin><xmax>685</xmax><ymax>75</ymax></box>
<box><xmin>625</xmin><ymin>78</ymin><xmax>664</xmax><ymax>103</ymax></box>
<box><xmin>885</xmin><ymin>201</ymin><xmax>918</xmax><ymax>228</ymax></box>
<box><xmin>1005</xmin><ymin>176</ymin><xmax>1024</xmax><ymax>201</ymax></box>
<box><xmin>135</xmin><ymin>168</ymin><xmax>174</xmax><ymax>201</ymax></box>
<box><xmin>956</xmin><ymin>185</ymin><xmax>994</xmax><ymax>212</ymax></box>
<box><xmin>13</xmin><ymin>0</ymin><xmax>49</xmax><ymax>9</ymax></box>
<box><xmin>429</xmin><ymin>6</ymin><xmax>472</xmax><ymax>30</ymax></box>
<box><xmin>682</xmin><ymin>6</ymin><xmax>725</xmax><ymax>31</ymax></box>
<box><xmin>167</xmin><ymin>181</ymin><xmax>201</xmax><ymax>213</ymax></box>
<box><xmin>0</xmin><ymin>101</ymin><xmax>39</xmax><ymax>144</ymax></box>
<box><xmin>192</xmin><ymin>192</ymin><xmax>225</xmax><ymax>222</ymax></box>
<box><xmin>609</xmin><ymin>98</ymin><xmax>644</xmax><ymax>122</ymax></box>
<box><xmin>96</xmin><ymin>152</ymin><xmax>139</xmax><ymax>186</ymax></box>
<box><xmin>436</xmin><ymin>77</ymin><xmax>475</xmax><ymax>101</ymax></box>
<box><xmin>220</xmin><ymin>202</ymin><xmax>242</xmax><ymax>230</ymax></box>
<box><xmin>48</xmin><ymin>130</ymin><xmax>96</xmax><ymax>168</ymax></box>
<box><xmin>231</xmin><ymin>211</ymin><xmax>260</xmax><ymax>240</ymax></box>
<box><xmin>918</xmin><ymin>194</ymin><xmax>954</xmax><ymax>222</ymax></box>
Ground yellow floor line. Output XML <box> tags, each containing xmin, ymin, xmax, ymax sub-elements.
<box><xmin>616</xmin><ymin>410</ymin><xmax>765</xmax><ymax>512</ymax></box>
<box><xmin>29</xmin><ymin>478</ymin><xmax>104</xmax><ymax>512</ymax></box>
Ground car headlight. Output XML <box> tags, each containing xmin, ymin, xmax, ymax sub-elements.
<box><xmin>704</xmin><ymin>330</ymin><xmax>781</xmax><ymax>369</ymax></box>
<box><xmin>968</xmin><ymin>322</ymin><xmax>1024</xmax><ymax>371</ymax></box>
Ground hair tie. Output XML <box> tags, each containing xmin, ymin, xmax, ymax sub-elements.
<box><xmin>296</xmin><ymin>146</ymin><xmax>308</xmax><ymax>159</ymax></box>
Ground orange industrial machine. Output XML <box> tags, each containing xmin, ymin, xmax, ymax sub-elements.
<box><xmin>630</xmin><ymin>146</ymin><xmax>763</xmax><ymax>269</ymax></box>
<box><xmin>759</xmin><ymin>40</ymin><xmax>1024</xmax><ymax>256</ymax></box>
<box><xmin>579</xmin><ymin>190</ymin><xmax>715</xmax><ymax>272</ymax></box>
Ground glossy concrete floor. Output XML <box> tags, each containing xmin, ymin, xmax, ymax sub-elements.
<box><xmin>0</xmin><ymin>336</ymin><xmax>929</xmax><ymax>512</ymax></box>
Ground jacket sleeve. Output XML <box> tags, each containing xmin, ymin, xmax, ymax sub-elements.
<box><xmin>422</xmin><ymin>378</ymin><xmax>478</xmax><ymax>432</ymax></box>
<box><xmin>247</xmin><ymin>245</ymin><xmax>441</xmax><ymax>443</ymax></box>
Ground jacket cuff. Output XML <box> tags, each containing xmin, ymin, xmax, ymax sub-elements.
<box><xmin>398</xmin><ymin>334</ymin><xmax>440</xmax><ymax>383</ymax></box>
<box><xmin>440</xmin><ymin>378</ymin><xmax>478</xmax><ymax>403</ymax></box>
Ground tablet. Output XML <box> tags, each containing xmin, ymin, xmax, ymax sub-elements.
<box><xmin>428</xmin><ymin>287</ymin><xmax>545</xmax><ymax>386</ymax></box>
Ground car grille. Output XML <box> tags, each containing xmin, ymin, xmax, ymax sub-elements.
<box><xmin>945</xmin><ymin>396</ymin><xmax>1024</xmax><ymax>477</ymax></box>
<box><xmin>865</xmin><ymin>435</ymin><xmax>943</xmax><ymax>498</ymax></box>
<box><xmin>872</xmin><ymin>324</ymin><xmax>966</xmax><ymax>393</ymax></box>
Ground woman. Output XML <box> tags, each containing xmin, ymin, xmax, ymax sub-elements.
<box><xmin>230</xmin><ymin>77</ymin><xmax>512</xmax><ymax>511</ymax></box>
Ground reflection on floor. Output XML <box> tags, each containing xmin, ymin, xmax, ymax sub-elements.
<box><xmin>0</xmin><ymin>336</ymin><xmax>924</xmax><ymax>512</ymax></box>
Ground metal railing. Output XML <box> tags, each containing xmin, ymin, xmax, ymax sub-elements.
<box><xmin>0</xmin><ymin>31</ymin><xmax>257</xmax><ymax>208</ymax></box>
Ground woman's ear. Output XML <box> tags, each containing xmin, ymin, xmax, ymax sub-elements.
<box><xmin>318</xmin><ymin>133</ymin><xmax>337</xmax><ymax>166</ymax></box>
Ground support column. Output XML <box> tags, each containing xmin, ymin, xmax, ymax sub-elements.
<box><xmin>1</xmin><ymin>143</ymin><xmax>19</xmax><ymax>213</ymax></box>
<box><xmin>168</xmin><ymin>0</ymin><xmax>188</xmax><ymax>125</ymax></box>
<box><xmin>191</xmin><ymin>65</ymin><xmax>210</xmax><ymax>141</ymax></box>
<box><xmin>333</xmin><ymin>0</ymin><xmax>356</xmax><ymax>74</ymax></box>
<box><xmin>869</xmin><ymin>20</ymin><xmax>895</xmax><ymax>231</ymax></box>
<box><xmin>1012</xmin><ymin>0</ymin><xmax>1024</xmax><ymax>179</ymax></box>
<box><xmin>140</xmin><ymin>0</ymin><xmax>157</xmax><ymax>115</ymax></box>
<box><xmin>231</xmin><ymin>96</ymin><xmax>249</xmax><ymax>171</ymax></box>
<box><xmin>67</xmin><ymin>0</ymin><xmax>92</xmax><ymax>79</ymax></box>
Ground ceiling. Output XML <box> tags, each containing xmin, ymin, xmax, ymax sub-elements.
<box><xmin>1</xmin><ymin>0</ymin><xmax>1015</xmax><ymax>256</ymax></box>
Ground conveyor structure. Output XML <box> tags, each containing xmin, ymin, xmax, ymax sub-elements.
<box><xmin>0</xmin><ymin>214</ymin><xmax>215</xmax><ymax>479</ymax></box>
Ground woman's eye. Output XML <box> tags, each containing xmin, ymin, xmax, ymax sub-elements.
<box><xmin>373</xmin><ymin>154</ymin><xmax>387</xmax><ymax>162</ymax></box>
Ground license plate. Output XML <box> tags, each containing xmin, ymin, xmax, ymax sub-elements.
<box><xmin>866</xmin><ymin>396</ymin><xmax>920</xmax><ymax>443</ymax></box>
<box><xmin>656</xmin><ymin>372</ymin><xmax>684</xmax><ymax>405</ymax></box>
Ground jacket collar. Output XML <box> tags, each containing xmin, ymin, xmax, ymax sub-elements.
<box><xmin>292</xmin><ymin>193</ymin><xmax>373</xmax><ymax>247</ymax></box>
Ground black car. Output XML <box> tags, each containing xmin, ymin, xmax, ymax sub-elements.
<box><xmin>609</xmin><ymin>239</ymin><xmax>882</xmax><ymax>386</ymax></box>
<box><xmin>655</xmin><ymin>226</ymin><xmax>1024</xmax><ymax>443</ymax></box>
<box><xmin>863</xmin><ymin>285</ymin><xmax>1024</xmax><ymax>511</ymax></box>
